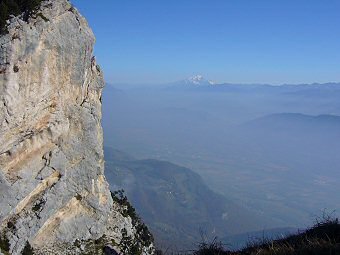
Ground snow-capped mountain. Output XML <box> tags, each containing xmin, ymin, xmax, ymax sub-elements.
<box><xmin>183</xmin><ymin>75</ymin><xmax>215</xmax><ymax>86</ymax></box>
<box><xmin>165</xmin><ymin>75</ymin><xmax>217</xmax><ymax>90</ymax></box>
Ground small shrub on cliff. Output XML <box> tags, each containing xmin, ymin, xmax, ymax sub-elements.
<box><xmin>22</xmin><ymin>241</ymin><xmax>34</xmax><ymax>255</ymax></box>
<box><xmin>111</xmin><ymin>190</ymin><xmax>137</xmax><ymax>220</ymax></box>
<box><xmin>120</xmin><ymin>228</ymin><xmax>142</xmax><ymax>255</ymax></box>
<box><xmin>111</xmin><ymin>190</ymin><xmax>154</xmax><ymax>252</ymax></box>
<box><xmin>193</xmin><ymin>238</ymin><xmax>228</xmax><ymax>255</ymax></box>
<box><xmin>0</xmin><ymin>0</ymin><xmax>43</xmax><ymax>34</ymax></box>
<box><xmin>0</xmin><ymin>234</ymin><xmax>10</xmax><ymax>255</ymax></box>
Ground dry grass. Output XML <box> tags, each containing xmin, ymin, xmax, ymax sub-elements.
<box><xmin>159</xmin><ymin>216</ymin><xmax>340</xmax><ymax>255</ymax></box>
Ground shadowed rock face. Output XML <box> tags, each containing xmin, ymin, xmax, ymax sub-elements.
<box><xmin>0</xmin><ymin>0</ymin><xmax>154</xmax><ymax>254</ymax></box>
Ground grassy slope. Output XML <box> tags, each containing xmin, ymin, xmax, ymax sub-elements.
<box><xmin>187</xmin><ymin>218</ymin><xmax>340</xmax><ymax>255</ymax></box>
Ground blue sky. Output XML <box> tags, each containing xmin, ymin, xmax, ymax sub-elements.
<box><xmin>71</xmin><ymin>0</ymin><xmax>340</xmax><ymax>85</ymax></box>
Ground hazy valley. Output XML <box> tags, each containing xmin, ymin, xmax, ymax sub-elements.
<box><xmin>103</xmin><ymin>79</ymin><xmax>340</xmax><ymax>250</ymax></box>
<box><xmin>104</xmin><ymin>147</ymin><xmax>292</xmax><ymax>251</ymax></box>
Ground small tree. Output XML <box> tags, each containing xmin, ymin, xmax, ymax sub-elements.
<box><xmin>22</xmin><ymin>241</ymin><xmax>34</xmax><ymax>255</ymax></box>
<box><xmin>0</xmin><ymin>1</ymin><xmax>8</xmax><ymax>33</ymax></box>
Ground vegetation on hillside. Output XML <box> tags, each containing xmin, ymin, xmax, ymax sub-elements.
<box><xmin>111</xmin><ymin>190</ymin><xmax>155</xmax><ymax>255</ymax></box>
<box><xmin>155</xmin><ymin>216</ymin><xmax>340</xmax><ymax>255</ymax></box>
<box><xmin>0</xmin><ymin>233</ymin><xmax>10</xmax><ymax>255</ymax></box>
<box><xmin>0</xmin><ymin>0</ymin><xmax>43</xmax><ymax>34</ymax></box>
<box><xmin>186</xmin><ymin>217</ymin><xmax>340</xmax><ymax>255</ymax></box>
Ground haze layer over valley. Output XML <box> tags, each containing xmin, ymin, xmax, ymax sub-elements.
<box><xmin>103</xmin><ymin>78</ymin><xmax>340</xmax><ymax>245</ymax></box>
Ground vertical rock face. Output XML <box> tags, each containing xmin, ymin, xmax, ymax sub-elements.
<box><xmin>0</xmin><ymin>0</ymin><xmax>154</xmax><ymax>254</ymax></box>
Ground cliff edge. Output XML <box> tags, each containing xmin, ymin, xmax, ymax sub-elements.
<box><xmin>0</xmin><ymin>0</ymin><xmax>154</xmax><ymax>254</ymax></box>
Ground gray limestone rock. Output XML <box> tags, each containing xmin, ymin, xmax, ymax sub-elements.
<box><xmin>0</xmin><ymin>0</ymin><xmax>154</xmax><ymax>254</ymax></box>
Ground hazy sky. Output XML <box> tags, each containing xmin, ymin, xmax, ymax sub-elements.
<box><xmin>72</xmin><ymin>0</ymin><xmax>340</xmax><ymax>85</ymax></box>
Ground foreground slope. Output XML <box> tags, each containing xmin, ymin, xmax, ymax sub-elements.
<box><xmin>0</xmin><ymin>1</ymin><xmax>153</xmax><ymax>254</ymax></box>
<box><xmin>189</xmin><ymin>218</ymin><xmax>340</xmax><ymax>255</ymax></box>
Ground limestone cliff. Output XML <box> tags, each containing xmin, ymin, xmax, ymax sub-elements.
<box><xmin>0</xmin><ymin>0</ymin><xmax>154</xmax><ymax>254</ymax></box>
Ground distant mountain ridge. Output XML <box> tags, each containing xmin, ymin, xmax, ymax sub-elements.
<box><xmin>108</xmin><ymin>78</ymin><xmax>340</xmax><ymax>95</ymax></box>
<box><xmin>165</xmin><ymin>80</ymin><xmax>340</xmax><ymax>95</ymax></box>
<box><xmin>242</xmin><ymin>113</ymin><xmax>340</xmax><ymax>133</ymax></box>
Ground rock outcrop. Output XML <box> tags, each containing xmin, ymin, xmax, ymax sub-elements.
<box><xmin>0</xmin><ymin>0</ymin><xmax>154</xmax><ymax>254</ymax></box>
